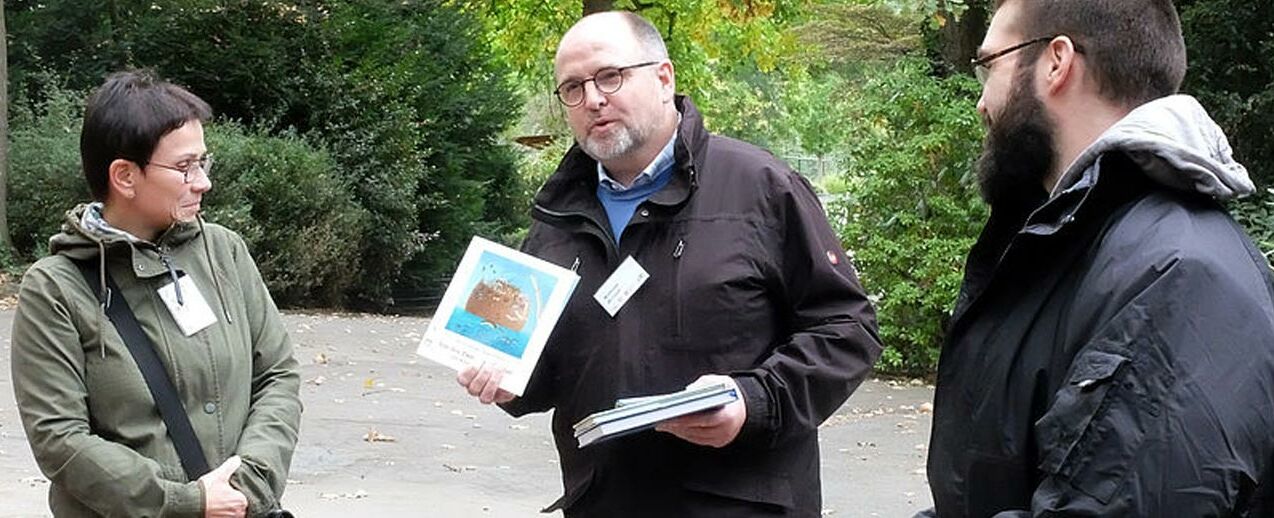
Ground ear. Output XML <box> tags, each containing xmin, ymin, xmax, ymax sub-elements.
<box><xmin>657</xmin><ymin>61</ymin><xmax>676</xmax><ymax>102</ymax></box>
<box><xmin>1042</xmin><ymin>36</ymin><xmax>1081</xmax><ymax>96</ymax></box>
<box><xmin>108</xmin><ymin>159</ymin><xmax>142</xmax><ymax>200</ymax></box>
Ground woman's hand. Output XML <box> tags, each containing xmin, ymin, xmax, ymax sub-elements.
<box><xmin>200</xmin><ymin>456</ymin><xmax>248</xmax><ymax>518</ymax></box>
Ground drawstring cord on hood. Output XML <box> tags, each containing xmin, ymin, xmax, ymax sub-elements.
<box><xmin>96</xmin><ymin>241</ymin><xmax>110</xmax><ymax>359</ymax></box>
<box><xmin>197</xmin><ymin>217</ymin><xmax>234</xmax><ymax>325</ymax></box>
<box><xmin>160</xmin><ymin>255</ymin><xmax>185</xmax><ymax>306</ymax></box>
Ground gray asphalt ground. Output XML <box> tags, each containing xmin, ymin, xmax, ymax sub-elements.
<box><xmin>0</xmin><ymin>309</ymin><xmax>935</xmax><ymax>517</ymax></box>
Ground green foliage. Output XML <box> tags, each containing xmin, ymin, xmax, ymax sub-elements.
<box><xmin>793</xmin><ymin>2</ymin><xmax>924</xmax><ymax>67</ymax></box>
<box><xmin>7</xmin><ymin>81</ymin><xmax>90</xmax><ymax>260</ymax></box>
<box><xmin>314</xmin><ymin>1</ymin><xmax>524</xmax><ymax>303</ymax></box>
<box><xmin>8</xmin><ymin>0</ymin><xmax>524</xmax><ymax>309</ymax></box>
<box><xmin>1178</xmin><ymin>0</ymin><xmax>1274</xmax><ymax>189</ymax></box>
<box><xmin>468</xmin><ymin>0</ymin><xmax>808</xmax><ymax>139</ymax></box>
<box><xmin>1231</xmin><ymin>190</ymin><xmax>1274</xmax><ymax>267</ymax></box>
<box><xmin>833</xmin><ymin>58</ymin><xmax>986</xmax><ymax>375</ymax></box>
<box><xmin>203</xmin><ymin>124</ymin><xmax>369</xmax><ymax>307</ymax></box>
<box><xmin>5</xmin><ymin>83</ymin><xmax>372</xmax><ymax>307</ymax></box>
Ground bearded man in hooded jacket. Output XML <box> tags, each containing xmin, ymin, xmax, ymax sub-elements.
<box><xmin>921</xmin><ymin>0</ymin><xmax>1274</xmax><ymax>516</ymax></box>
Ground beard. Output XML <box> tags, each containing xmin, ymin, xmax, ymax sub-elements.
<box><xmin>976</xmin><ymin>73</ymin><xmax>1057</xmax><ymax>209</ymax></box>
<box><xmin>579</xmin><ymin>119</ymin><xmax>650</xmax><ymax>162</ymax></box>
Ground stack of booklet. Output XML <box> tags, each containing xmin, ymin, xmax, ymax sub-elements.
<box><xmin>573</xmin><ymin>382</ymin><xmax>740</xmax><ymax>448</ymax></box>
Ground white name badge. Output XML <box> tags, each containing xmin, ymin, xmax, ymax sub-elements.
<box><xmin>157</xmin><ymin>274</ymin><xmax>218</xmax><ymax>336</ymax></box>
<box><xmin>593</xmin><ymin>256</ymin><xmax>650</xmax><ymax>317</ymax></box>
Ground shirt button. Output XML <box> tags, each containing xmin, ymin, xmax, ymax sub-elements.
<box><xmin>639</xmin><ymin>209</ymin><xmax>650</xmax><ymax>217</ymax></box>
<box><xmin>204</xmin><ymin>402</ymin><xmax>217</xmax><ymax>414</ymax></box>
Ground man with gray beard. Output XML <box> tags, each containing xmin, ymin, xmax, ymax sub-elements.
<box><xmin>922</xmin><ymin>0</ymin><xmax>1274</xmax><ymax>515</ymax></box>
<box><xmin>457</xmin><ymin>10</ymin><xmax>883</xmax><ymax>518</ymax></box>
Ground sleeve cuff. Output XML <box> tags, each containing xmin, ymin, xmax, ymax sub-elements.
<box><xmin>163</xmin><ymin>479</ymin><xmax>205</xmax><ymax>517</ymax></box>
<box><xmin>733</xmin><ymin>374</ymin><xmax>774</xmax><ymax>445</ymax></box>
<box><xmin>497</xmin><ymin>396</ymin><xmax>533</xmax><ymax>418</ymax></box>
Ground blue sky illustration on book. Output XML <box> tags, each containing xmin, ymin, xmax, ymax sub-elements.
<box><xmin>445</xmin><ymin>251</ymin><xmax>558</xmax><ymax>358</ymax></box>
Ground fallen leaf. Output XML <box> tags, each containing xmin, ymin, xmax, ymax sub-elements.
<box><xmin>363</xmin><ymin>429</ymin><xmax>397</xmax><ymax>443</ymax></box>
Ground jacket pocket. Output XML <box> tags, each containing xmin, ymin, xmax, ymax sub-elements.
<box><xmin>657</xmin><ymin>221</ymin><xmax>772</xmax><ymax>354</ymax></box>
<box><xmin>682</xmin><ymin>467</ymin><xmax>794</xmax><ymax>511</ymax></box>
<box><xmin>1034</xmin><ymin>339</ymin><xmax>1172</xmax><ymax>504</ymax></box>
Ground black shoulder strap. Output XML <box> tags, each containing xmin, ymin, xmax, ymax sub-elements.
<box><xmin>73</xmin><ymin>258</ymin><xmax>211</xmax><ymax>481</ymax></box>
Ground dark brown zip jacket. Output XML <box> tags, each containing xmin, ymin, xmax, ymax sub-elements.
<box><xmin>501</xmin><ymin>96</ymin><xmax>883</xmax><ymax>517</ymax></box>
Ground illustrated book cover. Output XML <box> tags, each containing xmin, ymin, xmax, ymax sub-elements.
<box><xmin>417</xmin><ymin>236</ymin><xmax>579</xmax><ymax>396</ymax></box>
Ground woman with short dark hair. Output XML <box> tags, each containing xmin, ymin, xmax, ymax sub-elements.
<box><xmin>10</xmin><ymin>70</ymin><xmax>301</xmax><ymax>518</ymax></box>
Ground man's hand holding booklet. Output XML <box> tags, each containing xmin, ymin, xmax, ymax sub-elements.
<box><xmin>574</xmin><ymin>375</ymin><xmax>744</xmax><ymax>448</ymax></box>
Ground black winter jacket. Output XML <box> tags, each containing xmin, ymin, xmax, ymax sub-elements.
<box><xmin>925</xmin><ymin>96</ymin><xmax>1274</xmax><ymax>517</ymax></box>
<box><xmin>502</xmin><ymin>96</ymin><xmax>883</xmax><ymax>517</ymax></box>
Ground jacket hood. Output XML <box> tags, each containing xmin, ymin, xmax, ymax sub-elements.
<box><xmin>51</xmin><ymin>203</ymin><xmax>234</xmax><ymax>327</ymax></box>
<box><xmin>1052</xmin><ymin>95</ymin><xmax>1254</xmax><ymax>201</ymax></box>
<box><xmin>51</xmin><ymin>203</ymin><xmax>202</xmax><ymax>261</ymax></box>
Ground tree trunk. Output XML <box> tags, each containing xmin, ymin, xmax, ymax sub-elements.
<box><xmin>583</xmin><ymin>0</ymin><xmax>613</xmax><ymax>15</ymax></box>
<box><xmin>0</xmin><ymin>0</ymin><xmax>11</xmax><ymax>258</ymax></box>
<box><xmin>932</xmin><ymin>0</ymin><xmax>989</xmax><ymax>76</ymax></box>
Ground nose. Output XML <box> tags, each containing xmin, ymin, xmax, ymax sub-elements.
<box><xmin>580</xmin><ymin>80</ymin><xmax>607</xmax><ymax>110</ymax></box>
<box><xmin>190</xmin><ymin>169</ymin><xmax>212</xmax><ymax>193</ymax></box>
<box><xmin>976</xmin><ymin>91</ymin><xmax>989</xmax><ymax>121</ymax></box>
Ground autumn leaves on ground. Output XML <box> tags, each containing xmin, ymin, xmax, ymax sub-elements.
<box><xmin>0</xmin><ymin>309</ymin><xmax>935</xmax><ymax>517</ymax></box>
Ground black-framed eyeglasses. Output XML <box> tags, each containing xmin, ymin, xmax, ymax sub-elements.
<box><xmin>554</xmin><ymin>61</ymin><xmax>661</xmax><ymax>107</ymax></box>
<box><xmin>971</xmin><ymin>35</ymin><xmax>1084</xmax><ymax>85</ymax></box>
<box><xmin>144</xmin><ymin>154</ymin><xmax>214</xmax><ymax>183</ymax></box>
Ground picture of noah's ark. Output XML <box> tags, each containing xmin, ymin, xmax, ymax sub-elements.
<box><xmin>464</xmin><ymin>279</ymin><xmax>531</xmax><ymax>332</ymax></box>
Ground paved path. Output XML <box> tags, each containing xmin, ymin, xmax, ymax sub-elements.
<box><xmin>0</xmin><ymin>310</ymin><xmax>934</xmax><ymax>517</ymax></box>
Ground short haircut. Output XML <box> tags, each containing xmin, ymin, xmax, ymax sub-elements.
<box><xmin>80</xmin><ymin>70</ymin><xmax>212</xmax><ymax>201</ymax></box>
<box><xmin>616</xmin><ymin>11</ymin><xmax>669</xmax><ymax>61</ymax></box>
<box><xmin>998</xmin><ymin>0</ymin><xmax>1187</xmax><ymax>107</ymax></box>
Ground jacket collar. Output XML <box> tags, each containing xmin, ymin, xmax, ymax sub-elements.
<box><xmin>534</xmin><ymin>95</ymin><xmax>709</xmax><ymax>215</ymax></box>
<box><xmin>953</xmin><ymin>152</ymin><xmax>1153</xmax><ymax>324</ymax></box>
<box><xmin>52</xmin><ymin>203</ymin><xmax>203</xmax><ymax>279</ymax></box>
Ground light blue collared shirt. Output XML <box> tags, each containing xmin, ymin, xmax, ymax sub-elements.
<box><xmin>596</xmin><ymin>128</ymin><xmax>678</xmax><ymax>193</ymax></box>
<box><xmin>595</xmin><ymin>129</ymin><xmax>678</xmax><ymax>243</ymax></box>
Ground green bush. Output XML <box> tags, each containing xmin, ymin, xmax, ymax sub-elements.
<box><xmin>8</xmin><ymin>0</ymin><xmax>524</xmax><ymax>310</ymax></box>
<box><xmin>315</xmin><ymin>0</ymin><xmax>524</xmax><ymax>307</ymax></box>
<box><xmin>7</xmin><ymin>83</ymin><xmax>91</xmax><ymax>260</ymax></box>
<box><xmin>1231</xmin><ymin>189</ymin><xmax>1274</xmax><ymax>266</ymax></box>
<box><xmin>6</xmin><ymin>85</ymin><xmax>369</xmax><ymax>307</ymax></box>
<box><xmin>203</xmin><ymin>124</ymin><xmax>369</xmax><ymax>307</ymax></box>
<box><xmin>1178</xmin><ymin>0</ymin><xmax>1274</xmax><ymax>189</ymax></box>
<box><xmin>832</xmin><ymin>59</ymin><xmax>987</xmax><ymax>376</ymax></box>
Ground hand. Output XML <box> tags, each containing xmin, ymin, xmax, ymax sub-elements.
<box><xmin>457</xmin><ymin>365</ymin><xmax>516</xmax><ymax>405</ymax></box>
<box><xmin>655</xmin><ymin>375</ymin><xmax>747</xmax><ymax>448</ymax></box>
<box><xmin>200</xmin><ymin>456</ymin><xmax>248</xmax><ymax>518</ymax></box>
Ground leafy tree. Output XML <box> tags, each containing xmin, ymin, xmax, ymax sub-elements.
<box><xmin>6</xmin><ymin>0</ymin><xmax>523</xmax><ymax>309</ymax></box>
<box><xmin>833</xmin><ymin>58</ymin><xmax>986</xmax><ymax>375</ymax></box>
<box><xmin>1178</xmin><ymin>0</ymin><xmax>1274</xmax><ymax>189</ymax></box>
<box><xmin>0</xmin><ymin>0</ymin><xmax>10</xmax><ymax>264</ymax></box>
<box><xmin>467</xmin><ymin>0</ymin><xmax>807</xmax><ymax>138</ymax></box>
<box><xmin>793</xmin><ymin>2</ymin><xmax>923</xmax><ymax>67</ymax></box>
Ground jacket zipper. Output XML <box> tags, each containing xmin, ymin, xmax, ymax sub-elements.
<box><xmin>532</xmin><ymin>203</ymin><xmax>619</xmax><ymax>264</ymax></box>
<box><xmin>671</xmin><ymin>238</ymin><xmax>685</xmax><ymax>339</ymax></box>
